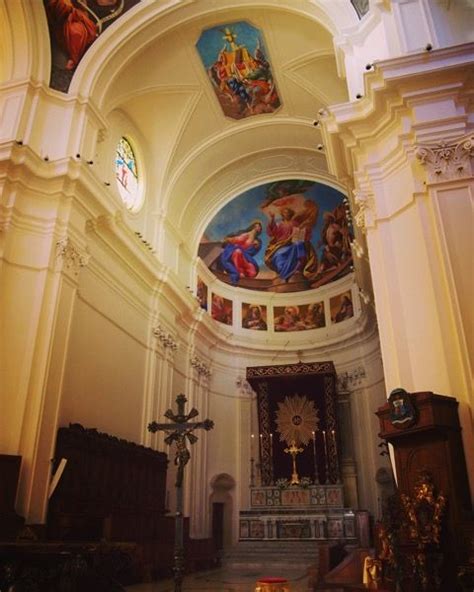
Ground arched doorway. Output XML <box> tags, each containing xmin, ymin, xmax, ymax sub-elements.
<box><xmin>210</xmin><ymin>473</ymin><xmax>236</xmax><ymax>551</ymax></box>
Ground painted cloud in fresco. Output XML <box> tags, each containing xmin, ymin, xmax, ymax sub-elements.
<box><xmin>198</xmin><ymin>179</ymin><xmax>353</xmax><ymax>293</ymax></box>
<box><xmin>196</xmin><ymin>21</ymin><xmax>281</xmax><ymax>119</ymax></box>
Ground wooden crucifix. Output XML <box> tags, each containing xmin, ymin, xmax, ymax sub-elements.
<box><xmin>148</xmin><ymin>394</ymin><xmax>214</xmax><ymax>592</ymax></box>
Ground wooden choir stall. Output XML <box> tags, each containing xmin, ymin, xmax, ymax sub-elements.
<box><xmin>0</xmin><ymin>423</ymin><xmax>216</xmax><ymax>590</ymax></box>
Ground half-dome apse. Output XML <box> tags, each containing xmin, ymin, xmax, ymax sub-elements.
<box><xmin>198</xmin><ymin>179</ymin><xmax>353</xmax><ymax>293</ymax></box>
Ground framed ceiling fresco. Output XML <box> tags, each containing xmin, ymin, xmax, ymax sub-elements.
<box><xmin>43</xmin><ymin>0</ymin><xmax>141</xmax><ymax>92</ymax></box>
<box><xmin>198</xmin><ymin>179</ymin><xmax>353</xmax><ymax>293</ymax></box>
<box><xmin>196</xmin><ymin>21</ymin><xmax>281</xmax><ymax>119</ymax></box>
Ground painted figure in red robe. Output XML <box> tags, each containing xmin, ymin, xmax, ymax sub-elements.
<box><xmin>219</xmin><ymin>221</ymin><xmax>263</xmax><ymax>285</ymax></box>
<box><xmin>46</xmin><ymin>0</ymin><xmax>98</xmax><ymax>70</ymax></box>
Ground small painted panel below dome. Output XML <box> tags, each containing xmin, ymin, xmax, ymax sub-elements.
<box><xmin>198</xmin><ymin>179</ymin><xmax>353</xmax><ymax>293</ymax></box>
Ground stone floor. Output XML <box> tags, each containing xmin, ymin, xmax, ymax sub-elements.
<box><xmin>125</xmin><ymin>565</ymin><xmax>312</xmax><ymax>591</ymax></box>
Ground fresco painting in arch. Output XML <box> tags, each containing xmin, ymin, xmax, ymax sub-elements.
<box><xmin>274</xmin><ymin>301</ymin><xmax>325</xmax><ymax>332</ymax></box>
<box><xmin>198</xmin><ymin>179</ymin><xmax>353</xmax><ymax>293</ymax></box>
<box><xmin>43</xmin><ymin>0</ymin><xmax>141</xmax><ymax>92</ymax></box>
<box><xmin>196</xmin><ymin>21</ymin><xmax>281</xmax><ymax>119</ymax></box>
<box><xmin>242</xmin><ymin>303</ymin><xmax>268</xmax><ymax>331</ymax></box>
<box><xmin>330</xmin><ymin>291</ymin><xmax>354</xmax><ymax>324</ymax></box>
<box><xmin>211</xmin><ymin>294</ymin><xmax>233</xmax><ymax>326</ymax></box>
<box><xmin>197</xmin><ymin>277</ymin><xmax>208</xmax><ymax>311</ymax></box>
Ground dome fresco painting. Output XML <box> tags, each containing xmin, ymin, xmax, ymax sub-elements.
<box><xmin>198</xmin><ymin>179</ymin><xmax>354</xmax><ymax>294</ymax></box>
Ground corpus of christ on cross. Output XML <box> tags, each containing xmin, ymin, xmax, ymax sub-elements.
<box><xmin>148</xmin><ymin>394</ymin><xmax>214</xmax><ymax>592</ymax></box>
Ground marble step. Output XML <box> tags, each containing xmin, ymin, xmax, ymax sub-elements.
<box><xmin>222</xmin><ymin>541</ymin><xmax>320</xmax><ymax>569</ymax></box>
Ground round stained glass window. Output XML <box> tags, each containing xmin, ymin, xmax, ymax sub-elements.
<box><xmin>115</xmin><ymin>137</ymin><xmax>141</xmax><ymax>211</ymax></box>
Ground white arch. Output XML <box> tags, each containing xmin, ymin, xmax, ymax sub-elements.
<box><xmin>0</xmin><ymin>0</ymin><xmax>51</xmax><ymax>85</ymax></box>
<box><xmin>69</xmin><ymin>0</ymin><xmax>358</xmax><ymax>106</ymax></box>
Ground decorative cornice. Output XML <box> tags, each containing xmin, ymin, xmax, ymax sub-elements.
<box><xmin>337</xmin><ymin>365</ymin><xmax>366</xmax><ymax>392</ymax></box>
<box><xmin>190</xmin><ymin>355</ymin><xmax>211</xmax><ymax>377</ymax></box>
<box><xmin>353</xmin><ymin>189</ymin><xmax>376</xmax><ymax>232</ymax></box>
<box><xmin>247</xmin><ymin>361</ymin><xmax>335</xmax><ymax>380</ymax></box>
<box><xmin>153</xmin><ymin>324</ymin><xmax>178</xmax><ymax>352</ymax></box>
<box><xmin>415</xmin><ymin>134</ymin><xmax>474</xmax><ymax>183</ymax></box>
<box><xmin>55</xmin><ymin>237</ymin><xmax>90</xmax><ymax>274</ymax></box>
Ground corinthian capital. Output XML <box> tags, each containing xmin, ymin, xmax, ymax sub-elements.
<box><xmin>415</xmin><ymin>134</ymin><xmax>474</xmax><ymax>183</ymax></box>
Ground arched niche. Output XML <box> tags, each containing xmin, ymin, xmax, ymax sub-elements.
<box><xmin>209</xmin><ymin>472</ymin><xmax>236</xmax><ymax>550</ymax></box>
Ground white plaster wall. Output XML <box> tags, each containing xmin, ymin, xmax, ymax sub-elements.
<box><xmin>60</xmin><ymin>297</ymin><xmax>147</xmax><ymax>442</ymax></box>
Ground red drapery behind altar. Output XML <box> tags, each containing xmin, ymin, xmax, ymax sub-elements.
<box><xmin>247</xmin><ymin>362</ymin><xmax>339</xmax><ymax>485</ymax></box>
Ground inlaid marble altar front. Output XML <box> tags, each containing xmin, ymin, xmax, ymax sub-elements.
<box><xmin>240</xmin><ymin>484</ymin><xmax>356</xmax><ymax>542</ymax></box>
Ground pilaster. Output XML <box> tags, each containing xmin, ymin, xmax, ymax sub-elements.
<box><xmin>185</xmin><ymin>350</ymin><xmax>212</xmax><ymax>538</ymax></box>
<box><xmin>323</xmin><ymin>43</ymin><xmax>474</xmax><ymax>500</ymax></box>
<box><xmin>144</xmin><ymin>321</ymin><xmax>178</xmax><ymax>450</ymax></box>
<box><xmin>0</xmin><ymin>167</ymin><xmax>90</xmax><ymax>522</ymax></box>
<box><xmin>336</xmin><ymin>386</ymin><xmax>359</xmax><ymax>509</ymax></box>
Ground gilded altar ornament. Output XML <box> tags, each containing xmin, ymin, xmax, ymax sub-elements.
<box><xmin>362</xmin><ymin>556</ymin><xmax>382</xmax><ymax>588</ymax></box>
<box><xmin>400</xmin><ymin>471</ymin><xmax>446</xmax><ymax>590</ymax></box>
<box><xmin>284</xmin><ymin>440</ymin><xmax>304</xmax><ymax>485</ymax></box>
<box><xmin>275</xmin><ymin>394</ymin><xmax>319</xmax><ymax>445</ymax></box>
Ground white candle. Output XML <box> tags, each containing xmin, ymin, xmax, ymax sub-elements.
<box><xmin>331</xmin><ymin>429</ymin><xmax>338</xmax><ymax>457</ymax></box>
<box><xmin>251</xmin><ymin>433</ymin><xmax>255</xmax><ymax>458</ymax></box>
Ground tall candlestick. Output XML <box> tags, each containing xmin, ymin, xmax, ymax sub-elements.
<box><xmin>331</xmin><ymin>429</ymin><xmax>340</xmax><ymax>483</ymax></box>
<box><xmin>322</xmin><ymin>430</ymin><xmax>329</xmax><ymax>484</ymax></box>
<box><xmin>312</xmin><ymin>430</ymin><xmax>319</xmax><ymax>484</ymax></box>
<box><xmin>269</xmin><ymin>433</ymin><xmax>274</xmax><ymax>484</ymax></box>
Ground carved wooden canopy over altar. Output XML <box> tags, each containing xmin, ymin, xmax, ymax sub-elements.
<box><xmin>247</xmin><ymin>362</ymin><xmax>338</xmax><ymax>486</ymax></box>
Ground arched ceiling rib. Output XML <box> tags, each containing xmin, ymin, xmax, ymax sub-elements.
<box><xmin>70</xmin><ymin>0</ymin><xmax>358</xmax><ymax>104</ymax></box>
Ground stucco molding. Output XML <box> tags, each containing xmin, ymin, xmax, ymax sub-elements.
<box><xmin>236</xmin><ymin>376</ymin><xmax>254</xmax><ymax>397</ymax></box>
<box><xmin>336</xmin><ymin>365</ymin><xmax>367</xmax><ymax>392</ymax></box>
<box><xmin>153</xmin><ymin>323</ymin><xmax>178</xmax><ymax>352</ymax></box>
<box><xmin>55</xmin><ymin>237</ymin><xmax>90</xmax><ymax>274</ymax></box>
<box><xmin>190</xmin><ymin>355</ymin><xmax>211</xmax><ymax>377</ymax></box>
<box><xmin>415</xmin><ymin>134</ymin><xmax>474</xmax><ymax>183</ymax></box>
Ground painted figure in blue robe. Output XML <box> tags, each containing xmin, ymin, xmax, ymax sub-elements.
<box><xmin>219</xmin><ymin>221</ymin><xmax>263</xmax><ymax>284</ymax></box>
<box><xmin>264</xmin><ymin>202</ymin><xmax>318</xmax><ymax>282</ymax></box>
